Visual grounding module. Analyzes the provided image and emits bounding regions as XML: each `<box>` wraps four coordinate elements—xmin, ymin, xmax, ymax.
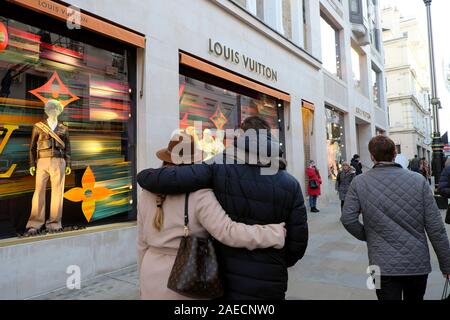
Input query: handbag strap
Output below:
<box><xmin>184</xmin><ymin>193</ymin><xmax>190</xmax><ymax>237</ymax></box>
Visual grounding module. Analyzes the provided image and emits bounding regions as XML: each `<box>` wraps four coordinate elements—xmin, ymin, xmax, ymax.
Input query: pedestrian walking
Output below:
<box><xmin>335</xmin><ymin>162</ymin><xmax>356</xmax><ymax>211</ymax></box>
<box><xmin>341</xmin><ymin>135</ymin><xmax>450</xmax><ymax>301</ymax></box>
<box><xmin>350</xmin><ymin>154</ymin><xmax>363</xmax><ymax>175</ymax></box>
<box><xmin>306</xmin><ymin>160</ymin><xmax>322</xmax><ymax>213</ymax></box>
<box><xmin>137</xmin><ymin>132</ymin><xmax>286</xmax><ymax>300</ymax></box>
<box><xmin>439</xmin><ymin>157</ymin><xmax>450</xmax><ymax>224</ymax></box>
<box><xmin>419</xmin><ymin>158</ymin><xmax>432</xmax><ymax>185</ymax></box>
<box><xmin>137</xmin><ymin>116</ymin><xmax>308</xmax><ymax>300</ymax></box>
<box><xmin>408</xmin><ymin>155</ymin><xmax>420</xmax><ymax>172</ymax></box>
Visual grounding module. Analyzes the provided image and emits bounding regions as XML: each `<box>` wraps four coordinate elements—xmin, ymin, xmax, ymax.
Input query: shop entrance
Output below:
<box><xmin>355</xmin><ymin>117</ymin><xmax>372</xmax><ymax>169</ymax></box>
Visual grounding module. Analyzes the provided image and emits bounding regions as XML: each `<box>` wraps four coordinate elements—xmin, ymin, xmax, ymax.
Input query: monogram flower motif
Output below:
<box><xmin>29</xmin><ymin>71</ymin><xmax>79</xmax><ymax>108</ymax></box>
<box><xmin>64</xmin><ymin>166</ymin><xmax>112</xmax><ymax>222</ymax></box>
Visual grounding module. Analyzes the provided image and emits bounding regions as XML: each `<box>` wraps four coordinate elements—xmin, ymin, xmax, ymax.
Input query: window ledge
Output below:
<box><xmin>0</xmin><ymin>222</ymin><xmax>137</xmax><ymax>248</ymax></box>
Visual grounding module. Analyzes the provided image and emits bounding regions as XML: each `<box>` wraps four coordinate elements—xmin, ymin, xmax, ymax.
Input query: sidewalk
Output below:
<box><xmin>33</xmin><ymin>198</ymin><xmax>450</xmax><ymax>300</ymax></box>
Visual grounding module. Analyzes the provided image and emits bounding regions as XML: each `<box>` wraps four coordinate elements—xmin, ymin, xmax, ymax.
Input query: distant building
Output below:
<box><xmin>382</xmin><ymin>6</ymin><xmax>433</xmax><ymax>162</ymax></box>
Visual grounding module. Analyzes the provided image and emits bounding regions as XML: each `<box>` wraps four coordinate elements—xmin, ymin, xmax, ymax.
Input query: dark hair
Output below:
<box><xmin>353</xmin><ymin>154</ymin><xmax>360</xmax><ymax>159</ymax></box>
<box><xmin>241</xmin><ymin>116</ymin><xmax>271</xmax><ymax>131</ymax></box>
<box><xmin>368</xmin><ymin>135</ymin><xmax>396</xmax><ymax>162</ymax></box>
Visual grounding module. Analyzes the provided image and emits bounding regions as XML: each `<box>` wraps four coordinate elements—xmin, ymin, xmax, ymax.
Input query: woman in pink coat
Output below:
<box><xmin>306</xmin><ymin>160</ymin><xmax>322</xmax><ymax>213</ymax></box>
<box><xmin>137</xmin><ymin>133</ymin><xmax>286</xmax><ymax>300</ymax></box>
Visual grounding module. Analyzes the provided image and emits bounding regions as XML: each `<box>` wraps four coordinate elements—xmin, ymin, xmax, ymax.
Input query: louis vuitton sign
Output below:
<box><xmin>208</xmin><ymin>39</ymin><xmax>278</xmax><ymax>82</ymax></box>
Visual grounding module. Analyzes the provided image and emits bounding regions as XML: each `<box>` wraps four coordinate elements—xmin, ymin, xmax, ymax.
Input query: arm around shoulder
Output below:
<box><xmin>194</xmin><ymin>190</ymin><xmax>285</xmax><ymax>250</ymax></box>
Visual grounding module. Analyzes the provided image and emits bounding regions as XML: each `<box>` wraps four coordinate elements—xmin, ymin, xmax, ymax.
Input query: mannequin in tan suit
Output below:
<box><xmin>24</xmin><ymin>99</ymin><xmax>71</xmax><ymax>237</ymax></box>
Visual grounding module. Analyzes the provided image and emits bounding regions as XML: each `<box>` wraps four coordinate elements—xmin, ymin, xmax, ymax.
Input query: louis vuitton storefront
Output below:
<box><xmin>0</xmin><ymin>0</ymin><xmax>328</xmax><ymax>299</ymax></box>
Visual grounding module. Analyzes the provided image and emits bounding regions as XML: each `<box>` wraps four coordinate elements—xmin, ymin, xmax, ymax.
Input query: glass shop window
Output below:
<box><xmin>178</xmin><ymin>71</ymin><xmax>284</xmax><ymax>160</ymax></box>
<box><xmin>0</xmin><ymin>12</ymin><xmax>136</xmax><ymax>239</ymax></box>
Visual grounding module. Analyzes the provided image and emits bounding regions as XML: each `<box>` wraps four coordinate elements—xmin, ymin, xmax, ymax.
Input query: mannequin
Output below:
<box><xmin>24</xmin><ymin>99</ymin><xmax>71</xmax><ymax>237</ymax></box>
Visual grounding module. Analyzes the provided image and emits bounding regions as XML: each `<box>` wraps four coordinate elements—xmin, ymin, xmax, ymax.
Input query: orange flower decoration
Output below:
<box><xmin>64</xmin><ymin>166</ymin><xmax>112</xmax><ymax>222</ymax></box>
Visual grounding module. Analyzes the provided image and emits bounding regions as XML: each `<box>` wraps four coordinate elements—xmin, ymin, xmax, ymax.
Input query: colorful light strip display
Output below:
<box><xmin>0</xmin><ymin>15</ymin><xmax>134</xmax><ymax>237</ymax></box>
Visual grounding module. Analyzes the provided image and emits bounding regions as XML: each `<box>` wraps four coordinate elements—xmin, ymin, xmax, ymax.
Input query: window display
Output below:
<box><xmin>179</xmin><ymin>73</ymin><xmax>284</xmax><ymax>159</ymax></box>
<box><xmin>325</xmin><ymin>107</ymin><xmax>346</xmax><ymax>179</ymax></box>
<box><xmin>0</xmin><ymin>12</ymin><xmax>136</xmax><ymax>239</ymax></box>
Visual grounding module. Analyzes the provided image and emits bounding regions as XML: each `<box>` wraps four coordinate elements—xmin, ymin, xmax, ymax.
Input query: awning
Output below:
<box><xmin>7</xmin><ymin>0</ymin><xmax>146</xmax><ymax>48</ymax></box>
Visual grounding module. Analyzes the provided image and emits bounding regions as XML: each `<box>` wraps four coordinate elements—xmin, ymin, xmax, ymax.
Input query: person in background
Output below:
<box><xmin>350</xmin><ymin>154</ymin><xmax>363</xmax><ymax>175</ymax></box>
<box><xmin>335</xmin><ymin>162</ymin><xmax>356</xmax><ymax>211</ymax></box>
<box><xmin>341</xmin><ymin>136</ymin><xmax>450</xmax><ymax>301</ymax></box>
<box><xmin>439</xmin><ymin>157</ymin><xmax>450</xmax><ymax>199</ymax></box>
<box><xmin>408</xmin><ymin>155</ymin><xmax>420</xmax><ymax>173</ymax></box>
<box><xmin>306</xmin><ymin>160</ymin><xmax>322</xmax><ymax>213</ymax></box>
<box><xmin>137</xmin><ymin>132</ymin><xmax>287</xmax><ymax>299</ymax></box>
<box><xmin>419</xmin><ymin>158</ymin><xmax>432</xmax><ymax>185</ymax></box>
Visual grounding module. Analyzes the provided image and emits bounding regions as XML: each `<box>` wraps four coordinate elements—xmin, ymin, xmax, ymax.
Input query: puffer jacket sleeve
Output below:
<box><xmin>285</xmin><ymin>181</ymin><xmax>309</xmax><ymax>267</ymax></box>
<box><xmin>195</xmin><ymin>190</ymin><xmax>285</xmax><ymax>250</ymax></box>
<box><xmin>423</xmin><ymin>178</ymin><xmax>450</xmax><ymax>274</ymax></box>
<box><xmin>438</xmin><ymin>166</ymin><xmax>450</xmax><ymax>198</ymax></box>
<box><xmin>137</xmin><ymin>163</ymin><xmax>213</xmax><ymax>194</ymax></box>
<box><xmin>341</xmin><ymin>180</ymin><xmax>366</xmax><ymax>241</ymax></box>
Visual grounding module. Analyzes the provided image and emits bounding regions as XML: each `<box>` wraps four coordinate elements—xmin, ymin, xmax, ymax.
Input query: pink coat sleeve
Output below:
<box><xmin>194</xmin><ymin>189</ymin><xmax>285</xmax><ymax>250</ymax></box>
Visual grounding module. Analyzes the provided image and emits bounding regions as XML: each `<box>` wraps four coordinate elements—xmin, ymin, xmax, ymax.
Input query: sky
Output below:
<box><xmin>380</xmin><ymin>0</ymin><xmax>450</xmax><ymax>137</ymax></box>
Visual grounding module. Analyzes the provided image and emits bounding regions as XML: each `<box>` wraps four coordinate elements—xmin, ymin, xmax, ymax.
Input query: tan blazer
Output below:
<box><xmin>137</xmin><ymin>188</ymin><xmax>285</xmax><ymax>300</ymax></box>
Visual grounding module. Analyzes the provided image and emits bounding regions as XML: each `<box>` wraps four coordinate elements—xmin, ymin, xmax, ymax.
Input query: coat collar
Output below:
<box><xmin>373</xmin><ymin>162</ymin><xmax>403</xmax><ymax>169</ymax></box>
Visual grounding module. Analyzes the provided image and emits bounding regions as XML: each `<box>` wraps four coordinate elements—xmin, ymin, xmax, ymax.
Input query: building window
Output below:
<box><xmin>396</xmin><ymin>144</ymin><xmax>402</xmax><ymax>154</ymax></box>
<box><xmin>0</xmin><ymin>12</ymin><xmax>136</xmax><ymax>239</ymax></box>
<box><xmin>320</xmin><ymin>14</ymin><xmax>341</xmax><ymax>79</ymax></box>
<box><xmin>179</xmin><ymin>68</ymin><xmax>284</xmax><ymax>160</ymax></box>
<box><xmin>349</xmin><ymin>0</ymin><xmax>363</xmax><ymax>24</ymax></box>
<box><xmin>232</xmin><ymin>0</ymin><xmax>247</xmax><ymax>8</ymax></box>
<box><xmin>372</xmin><ymin>66</ymin><xmax>382</xmax><ymax>107</ymax></box>
<box><xmin>368</xmin><ymin>0</ymin><xmax>380</xmax><ymax>51</ymax></box>
<box><xmin>256</xmin><ymin>0</ymin><xmax>265</xmax><ymax>20</ymax></box>
<box><xmin>351</xmin><ymin>46</ymin><xmax>362</xmax><ymax>91</ymax></box>
<box><xmin>325</xmin><ymin>106</ymin><xmax>346</xmax><ymax>180</ymax></box>
<box><xmin>282</xmin><ymin>0</ymin><xmax>293</xmax><ymax>40</ymax></box>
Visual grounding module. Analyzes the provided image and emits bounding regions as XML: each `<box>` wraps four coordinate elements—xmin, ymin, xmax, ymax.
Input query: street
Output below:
<box><xmin>32</xmin><ymin>198</ymin><xmax>449</xmax><ymax>300</ymax></box>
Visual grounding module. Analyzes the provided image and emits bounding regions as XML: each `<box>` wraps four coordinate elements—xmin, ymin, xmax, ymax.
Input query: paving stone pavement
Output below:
<box><xmin>33</xmin><ymin>198</ymin><xmax>450</xmax><ymax>300</ymax></box>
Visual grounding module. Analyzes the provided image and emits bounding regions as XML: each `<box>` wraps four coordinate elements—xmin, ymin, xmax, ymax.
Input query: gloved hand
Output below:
<box><xmin>29</xmin><ymin>166</ymin><xmax>36</xmax><ymax>176</ymax></box>
<box><xmin>65</xmin><ymin>167</ymin><xmax>71</xmax><ymax>176</ymax></box>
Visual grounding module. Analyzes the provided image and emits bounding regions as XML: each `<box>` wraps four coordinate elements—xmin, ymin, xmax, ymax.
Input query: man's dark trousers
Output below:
<box><xmin>376</xmin><ymin>275</ymin><xmax>428</xmax><ymax>300</ymax></box>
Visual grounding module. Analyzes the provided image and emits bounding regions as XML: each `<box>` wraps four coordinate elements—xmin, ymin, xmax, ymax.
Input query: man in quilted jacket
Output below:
<box><xmin>341</xmin><ymin>135</ymin><xmax>450</xmax><ymax>300</ymax></box>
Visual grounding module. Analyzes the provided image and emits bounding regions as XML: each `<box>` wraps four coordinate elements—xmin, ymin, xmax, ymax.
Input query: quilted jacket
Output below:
<box><xmin>341</xmin><ymin>162</ymin><xmax>450</xmax><ymax>276</ymax></box>
<box><xmin>137</xmin><ymin>134</ymin><xmax>308</xmax><ymax>299</ymax></box>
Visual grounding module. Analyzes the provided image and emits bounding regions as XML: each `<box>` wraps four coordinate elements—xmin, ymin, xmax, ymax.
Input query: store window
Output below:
<box><xmin>325</xmin><ymin>106</ymin><xmax>346</xmax><ymax>180</ymax></box>
<box><xmin>0</xmin><ymin>10</ymin><xmax>136</xmax><ymax>239</ymax></box>
<box><xmin>178</xmin><ymin>68</ymin><xmax>284</xmax><ymax>160</ymax></box>
<box><xmin>320</xmin><ymin>14</ymin><xmax>341</xmax><ymax>79</ymax></box>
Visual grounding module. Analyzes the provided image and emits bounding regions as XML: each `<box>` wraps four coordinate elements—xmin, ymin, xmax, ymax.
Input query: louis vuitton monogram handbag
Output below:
<box><xmin>167</xmin><ymin>193</ymin><xmax>224</xmax><ymax>299</ymax></box>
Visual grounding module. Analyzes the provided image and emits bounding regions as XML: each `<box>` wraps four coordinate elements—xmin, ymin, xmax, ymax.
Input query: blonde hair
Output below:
<box><xmin>153</xmin><ymin>194</ymin><xmax>166</xmax><ymax>231</ymax></box>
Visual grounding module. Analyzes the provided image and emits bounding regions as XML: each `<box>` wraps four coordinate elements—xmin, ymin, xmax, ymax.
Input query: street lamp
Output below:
<box><xmin>423</xmin><ymin>0</ymin><xmax>447</xmax><ymax>208</ymax></box>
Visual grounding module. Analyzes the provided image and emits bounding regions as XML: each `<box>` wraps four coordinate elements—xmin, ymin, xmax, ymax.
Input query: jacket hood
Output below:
<box><xmin>216</xmin><ymin>132</ymin><xmax>286</xmax><ymax>169</ymax></box>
